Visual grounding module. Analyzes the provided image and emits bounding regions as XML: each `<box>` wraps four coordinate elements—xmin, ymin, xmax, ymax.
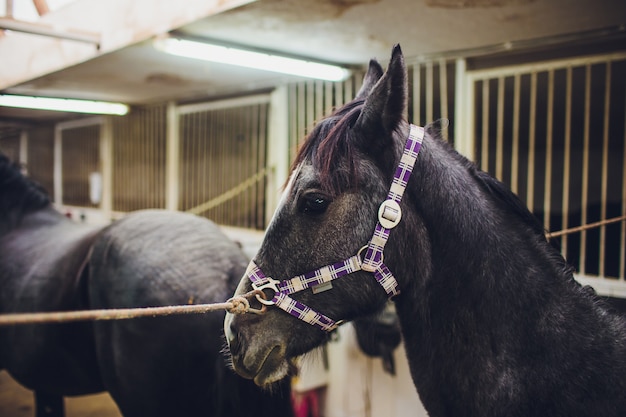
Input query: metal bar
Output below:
<box><xmin>544</xmin><ymin>69</ymin><xmax>554</xmax><ymax>232</ymax></box>
<box><xmin>481</xmin><ymin>80</ymin><xmax>489</xmax><ymax>172</ymax></box>
<box><xmin>333</xmin><ymin>81</ymin><xmax>342</xmax><ymax>121</ymax></box>
<box><xmin>599</xmin><ymin>61</ymin><xmax>611</xmax><ymax>278</ymax></box>
<box><xmin>316</xmin><ymin>81</ymin><xmax>324</xmax><ymax>121</ymax></box>
<box><xmin>413</xmin><ymin>64</ymin><xmax>421</xmax><ymax>125</ymax></box>
<box><xmin>561</xmin><ymin>67</ymin><xmax>573</xmax><ymax>259</ymax></box>
<box><xmin>580</xmin><ymin>64</ymin><xmax>592</xmax><ymax>275</ymax></box>
<box><xmin>407</xmin><ymin>26</ymin><xmax>626</xmax><ymax>65</ymax></box>
<box><xmin>325</xmin><ymin>81</ymin><xmax>334</xmax><ymax>118</ymax></box>
<box><xmin>306</xmin><ymin>81</ymin><xmax>315</xmax><ymax>137</ymax></box>
<box><xmin>179</xmin><ymin>94</ymin><xmax>270</xmax><ymax>115</ymax></box>
<box><xmin>453</xmin><ymin>58</ymin><xmax>471</xmax><ymax>158</ymax></box>
<box><xmin>249</xmin><ymin>104</ymin><xmax>257</xmax><ymax>227</ymax></box>
<box><xmin>53</xmin><ymin>125</ymin><xmax>62</xmax><ymax>205</ymax></box>
<box><xmin>344</xmin><ymin>76</ymin><xmax>353</xmax><ymax>107</ymax></box>
<box><xmin>0</xmin><ymin>17</ymin><xmax>100</xmax><ymax>45</ymax></box>
<box><xmin>165</xmin><ymin>102</ymin><xmax>179</xmax><ymax>211</ymax></box>
<box><xmin>439</xmin><ymin>59</ymin><xmax>449</xmax><ymax>141</ymax></box>
<box><xmin>259</xmin><ymin>102</ymin><xmax>268</xmax><ymax>228</ymax></box>
<box><xmin>426</xmin><ymin>61</ymin><xmax>434</xmax><ymax>123</ymax></box>
<box><xmin>287</xmin><ymin>84</ymin><xmax>297</xmax><ymax>164</ymax></box>
<box><xmin>621</xmin><ymin>83</ymin><xmax>626</xmax><ymax>281</ymax></box>
<box><xmin>496</xmin><ymin>76</ymin><xmax>504</xmax><ymax>180</ymax></box>
<box><xmin>19</xmin><ymin>129</ymin><xmax>28</xmax><ymax>166</ymax></box>
<box><xmin>511</xmin><ymin>74</ymin><xmax>521</xmax><ymax>194</ymax></box>
<box><xmin>298</xmin><ymin>82</ymin><xmax>306</xmax><ymax>151</ymax></box>
<box><xmin>205</xmin><ymin>111</ymin><xmax>214</xmax><ymax>214</ymax></box>
<box><xmin>527</xmin><ymin>72</ymin><xmax>537</xmax><ymax>212</ymax></box>
<box><xmin>466</xmin><ymin>51</ymin><xmax>626</xmax><ymax>81</ymax></box>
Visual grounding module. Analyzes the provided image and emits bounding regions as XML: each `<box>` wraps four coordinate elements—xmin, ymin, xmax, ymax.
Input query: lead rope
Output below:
<box><xmin>0</xmin><ymin>290</ymin><xmax>263</xmax><ymax>327</ymax></box>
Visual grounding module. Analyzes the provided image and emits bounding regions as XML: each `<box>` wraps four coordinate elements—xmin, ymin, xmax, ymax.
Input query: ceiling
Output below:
<box><xmin>1</xmin><ymin>0</ymin><xmax>625</xmax><ymax>125</ymax></box>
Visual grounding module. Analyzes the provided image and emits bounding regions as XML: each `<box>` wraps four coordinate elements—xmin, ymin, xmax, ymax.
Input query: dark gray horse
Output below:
<box><xmin>225</xmin><ymin>45</ymin><xmax>626</xmax><ymax>416</ymax></box>
<box><xmin>0</xmin><ymin>153</ymin><xmax>293</xmax><ymax>417</ymax></box>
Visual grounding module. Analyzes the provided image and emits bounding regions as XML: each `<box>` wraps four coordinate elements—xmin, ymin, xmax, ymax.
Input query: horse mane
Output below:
<box><xmin>449</xmin><ymin>142</ymin><xmax>579</xmax><ymax>278</ymax></box>
<box><xmin>292</xmin><ymin>99</ymin><xmax>366</xmax><ymax>194</ymax></box>
<box><xmin>0</xmin><ymin>153</ymin><xmax>50</xmax><ymax>218</ymax></box>
<box><xmin>472</xmin><ymin>168</ymin><xmax>546</xmax><ymax>237</ymax></box>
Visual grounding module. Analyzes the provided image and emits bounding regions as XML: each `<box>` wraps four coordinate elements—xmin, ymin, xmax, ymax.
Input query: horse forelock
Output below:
<box><xmin>292</xmin><ymin>99</ymin><xmax>365</xmax><ymax>195</ymax></box>
<box><xmin>0</xmin><ymin>154</ymin><xmax>50</xmax><ymax>219</ymax></box>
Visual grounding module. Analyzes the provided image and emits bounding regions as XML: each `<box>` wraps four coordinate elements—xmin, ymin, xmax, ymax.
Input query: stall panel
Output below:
<box><xmin>0</xmin><ymin>127</ymin><xmax>21</xmax><ymax>162</ymax></box>
<box><xmin>471</xmin><ymin>52</ymin><xmax>626</xmax><ymax>284</ymax></box>
<box><xmin>111</xmin><ymin>105</ymin><xmax>167</xmax><ymax>212</ymax></box>
<box><xmin>60</xmin><ymin>123</ymin><xmax>100</xmax><ymax>207</ymax></box>
<box><xmin>179</xmin><ymin>100</ymin><xmax>268</xmax><ymax>230</ymax></box>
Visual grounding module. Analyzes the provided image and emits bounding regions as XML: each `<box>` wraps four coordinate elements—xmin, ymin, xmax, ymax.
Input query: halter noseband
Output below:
<box><xmin>244</xmin><ymin>124</ymin><xmax>424</xmax><ymax>332</ymax></box>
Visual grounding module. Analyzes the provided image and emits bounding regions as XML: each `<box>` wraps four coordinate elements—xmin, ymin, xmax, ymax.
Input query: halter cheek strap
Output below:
<box><xmin>244</xmin><ymin>124</ymin><xmax>424</xmax><ymax>332</ymax></box>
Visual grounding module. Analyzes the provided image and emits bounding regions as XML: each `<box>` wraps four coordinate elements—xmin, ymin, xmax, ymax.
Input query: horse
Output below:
<box><xmin>225</xmin><ymin>45</ymin><xmax>626</xmax><ymax>416</ymax></box>
<box><xmin>0</xmin><ymin>153</ymin><xmax>294</xmax><ymax>417</ymax></box>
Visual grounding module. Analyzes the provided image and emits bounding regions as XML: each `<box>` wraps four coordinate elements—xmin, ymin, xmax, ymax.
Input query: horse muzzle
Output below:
<box><xmin>224</xmin><ymin>312</ymin><xmax>291</xmax><ymax>386</ymax></box>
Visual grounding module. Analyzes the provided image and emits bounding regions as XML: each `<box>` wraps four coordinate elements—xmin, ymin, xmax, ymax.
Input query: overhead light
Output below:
<box><xmin>154</xmin><ymin>36</ymin><xmax>351</xmax><ymax>82</ymax></box>
<box><xmin>0</xmin><ymin>94</ymin><xmax>129</xmax><ymax>115</ymax></box>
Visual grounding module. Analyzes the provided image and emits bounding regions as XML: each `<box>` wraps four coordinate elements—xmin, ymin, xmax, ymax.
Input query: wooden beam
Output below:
<box><xmin>33</xmin><ymin>0</ymin><xmax>50</xmax><ymax>16</ymax></box>
<box><xmin>0</xmin><ymin>0</ymin><xmax>256</xmax><ymax>90</ymax></box>
<box><xmin>0</xmin><ymin>18</ymin><xmax>100</xmax><ymax>45</ymax></box>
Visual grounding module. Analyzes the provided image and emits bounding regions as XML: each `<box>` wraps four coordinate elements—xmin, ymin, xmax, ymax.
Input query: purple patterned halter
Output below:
<box><xmin>244</xmin><ymin>124</ymin><xmax>425</xmax><ymax>332</ymax></box>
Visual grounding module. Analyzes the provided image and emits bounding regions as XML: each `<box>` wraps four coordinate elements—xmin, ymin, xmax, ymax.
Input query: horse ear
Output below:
<box><xmin>355</xmin><ymin>59</ymin><xmax>384</xmax><ymax>100</ymax></box>
<box><xmin>353</xmin><ymin>44</ymin><xmax>407</xmax><ymax>145</ymax></box>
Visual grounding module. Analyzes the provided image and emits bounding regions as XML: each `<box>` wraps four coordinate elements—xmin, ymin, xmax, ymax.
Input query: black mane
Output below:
<box><xmin>0</xmin><ymin>153</ymin><xmax>50</xmax><ymax>218</ymax></box>
<box><xmin>473</xmin><ymin>167</ymin><xmax>546</xmax><ymax>237</ymax></box>
<box><xmin>293</xmin><ymin>99</ymin><xmax>365</xmax><ymax>195</ymax></box>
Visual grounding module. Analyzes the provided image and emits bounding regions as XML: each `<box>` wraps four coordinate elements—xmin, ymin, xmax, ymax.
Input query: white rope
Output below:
<box><xmin>0</xmin><ymin>291</ymin><xmax>262</xmax><ymax>327</ymax></box>
<box><xmin>186</xmin><ymin>168</ymin><xmax>268</xmax><ymax>215</ymax></box>
<box><xmin>546</xmin><ymin>215</ymin><xmax>626</xmax><ymax>239</ymax></box>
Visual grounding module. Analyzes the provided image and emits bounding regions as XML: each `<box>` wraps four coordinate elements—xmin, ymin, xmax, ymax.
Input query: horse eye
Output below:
<box><xmin>299</xmin><ymin>193</ymin><xmax>330</xmax><ymax>215</ymax></box>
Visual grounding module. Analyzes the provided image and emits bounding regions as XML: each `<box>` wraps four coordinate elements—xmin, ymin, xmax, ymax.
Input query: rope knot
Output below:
<box><xmin>227</xmin><ymin>296</ymin><xmax>250</xmax><ymax>314</ymax></box>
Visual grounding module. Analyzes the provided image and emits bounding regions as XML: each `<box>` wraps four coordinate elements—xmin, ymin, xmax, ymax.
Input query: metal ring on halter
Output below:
<box><xmin>357</xmin><ymin>245</ymin><xmax>382</xmax><ymax>263</ymax></box>
<box><xmin>358</xmin><ymin>244</ymin><xmax>384</xmax><ymax>273</ymax></box>
<box><xmin>252</xmin><ymin>277</ymin><xmax>281</xmax><ymax>306</ymax></box>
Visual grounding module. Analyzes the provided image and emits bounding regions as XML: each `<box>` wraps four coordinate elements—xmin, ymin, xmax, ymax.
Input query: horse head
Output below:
<box><xmin>225</xmin><ymin>45</ymin><xmax>423</xmax><ymax>386</ymax></box>
<box><xmin>0</xmin><ymin>153</ymin><xmax>50</xmax><ymax>233</ymax></box>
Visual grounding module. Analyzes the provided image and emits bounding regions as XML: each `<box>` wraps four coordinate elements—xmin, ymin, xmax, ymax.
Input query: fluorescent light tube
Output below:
<box><xmin>154</xmin><ymin>37</ymin><xmax>351</xmax><ymax>82</ymax></box>
<box><xmin>0</xmin><ymin>95</ymin><xmax>129</xmax><ymax>115</ymax></box>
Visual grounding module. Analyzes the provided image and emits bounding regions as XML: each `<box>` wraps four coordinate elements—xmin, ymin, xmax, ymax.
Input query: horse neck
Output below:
<box><xmin>389</xmin><ymin>135</ymin><xmax>570</xmax><ymax>374</ymax></box>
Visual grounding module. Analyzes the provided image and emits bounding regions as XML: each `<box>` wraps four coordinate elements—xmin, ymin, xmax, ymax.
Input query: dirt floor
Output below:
<box><xmin>0</xmin><ymin>371</ymin><xmax>122</xmax><ymax>417</ymax></box>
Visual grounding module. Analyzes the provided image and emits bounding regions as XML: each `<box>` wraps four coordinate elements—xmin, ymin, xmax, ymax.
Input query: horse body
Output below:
<box><xmin>0</xmin><ymin>154</ymin><xmax>294</xmax><ymax>417</ymax></box>
<box><xmin>226</xmin><ymin>45</ymin><xmax>626</xmax><ymax>416</ymax></box>
<box><xmin>86</xmin><ymin>209</ymin><xmax>249</xmax><ymax>416</ymax></box>
<box><xmin>0</xmin><ymin>206</ymin><xmax>103</xmax><ymax>395</ymax></box>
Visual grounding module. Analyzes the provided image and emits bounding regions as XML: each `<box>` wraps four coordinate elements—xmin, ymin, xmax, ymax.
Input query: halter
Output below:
<box><xmin>244</xmin><ymin>124</ymin><xmax>424</xmax><ymax>332</ymax></box>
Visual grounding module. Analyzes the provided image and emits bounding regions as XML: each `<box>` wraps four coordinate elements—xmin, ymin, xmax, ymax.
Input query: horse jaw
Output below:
<box><xmin>224</xmin><ymin>310</ymin><xmax>294</xmax><ymax>387</ymax></box>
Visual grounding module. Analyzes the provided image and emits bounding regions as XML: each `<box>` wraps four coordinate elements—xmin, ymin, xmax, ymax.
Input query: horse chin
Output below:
<box><xmin>252</xmin><ymin>346</ymin><xmax>292</xmax><ymax>387</ymax></box>
<box><xmin>231</xmin><ymin>342</ymin><xmax>294</xmax><ymax>387</ymax></box>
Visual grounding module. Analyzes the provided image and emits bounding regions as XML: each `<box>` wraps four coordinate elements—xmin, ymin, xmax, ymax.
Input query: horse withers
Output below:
<box><xmin>225</xmin><ymin>45</ymin><xmax>626</xmax><ymax>416</ymax></box>
<box><xmin>0</xmin><ymin>153</ymin><xmax>293</xmax><ymax>417</ymax></box>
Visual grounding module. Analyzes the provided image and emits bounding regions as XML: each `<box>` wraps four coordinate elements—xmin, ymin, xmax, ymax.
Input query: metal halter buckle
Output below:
<box><xmin>251</xmin><ymin>277</ymin><xmax>280</xmax><ymax>306</ymax></box>
<box><xmin>378</xmin><ymin>199</ymin><xmax>402</xmax><ymax>229</ymax></box>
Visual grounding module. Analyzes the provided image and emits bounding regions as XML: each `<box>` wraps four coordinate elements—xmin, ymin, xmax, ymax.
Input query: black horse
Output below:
<box><xmin>0</xmin><ymin>153</ymin><xmax>293</xmax><ymax>417</ymax></box>
<box><xmin>225</xmin><ymin>45</ymin><xmax>626</xmax><ymax>416</ymax></box>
